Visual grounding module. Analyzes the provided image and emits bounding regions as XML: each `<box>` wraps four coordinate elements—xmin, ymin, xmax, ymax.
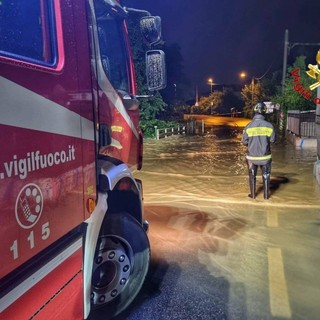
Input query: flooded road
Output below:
<box><xmin>122</xmin><ymin>126</ymin><xmax>320</xmax><ymax>320</ymax></box>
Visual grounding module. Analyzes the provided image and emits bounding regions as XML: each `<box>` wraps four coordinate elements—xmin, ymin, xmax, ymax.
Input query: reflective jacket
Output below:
<box><xmin>242</xmin><ymin>114</ymin><xmax>276</xmax><ymax>165</ymax></box>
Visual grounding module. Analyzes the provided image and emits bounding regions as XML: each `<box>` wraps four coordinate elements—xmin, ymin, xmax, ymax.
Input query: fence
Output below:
<box><xmin>287</xmin><ymin>110</ymin><xmax>316</xmax><ymax>137</ymax></box>
<box><xmin>154</xmin><ymin>120</ymin><xmax>207</xmax><ymax>139</ymax></box>
<box><xmin>154</xmin><ymin>125</ymin><xmax>186</xmax><ymax>139</ymax></box>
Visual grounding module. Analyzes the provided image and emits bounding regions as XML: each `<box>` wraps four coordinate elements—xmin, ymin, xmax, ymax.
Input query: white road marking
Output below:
<box><xmin>267</xmin><ymin>210</ymin><xmax>278</xmax><ymax>227</ymax></box>
<box><xmin>268</xmin><ymin>247</ymin><xmax>291</xmax><ymax>318</ymax></box>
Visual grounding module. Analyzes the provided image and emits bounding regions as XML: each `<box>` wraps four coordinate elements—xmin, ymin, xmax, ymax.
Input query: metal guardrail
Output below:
<box><xmin>287</xmin><ymin>110</ymin><xmax>316</xmax><ymax>137</ymax></box>
<box><xmin>154</xmin><ymin>125</ymin><xmax>186</xmax><ymax>139</ymax></box>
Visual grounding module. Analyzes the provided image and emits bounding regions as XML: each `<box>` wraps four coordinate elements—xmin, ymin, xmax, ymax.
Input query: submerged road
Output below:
<box><xmin>117</xmin><ymin>121</ymin><xmax>320</xmax><ymax>320</ymax></box>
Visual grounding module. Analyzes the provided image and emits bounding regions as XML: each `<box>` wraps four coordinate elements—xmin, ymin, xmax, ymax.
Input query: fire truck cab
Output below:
<box><xmin>0</xmin><ymin>0</ymin><xmax>165</xmax><ymax>319</ymax></box>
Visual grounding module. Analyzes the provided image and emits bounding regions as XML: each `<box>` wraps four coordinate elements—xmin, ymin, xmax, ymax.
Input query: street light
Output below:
<box><xmin>208</xmin><ymin>78</ymin><xmax>213</xmax><ymax>93</ymax></box>
<box><xmin>239</xmin><ymin>72</ymin><xmax>246</xmax><ymax>79</ymax></box>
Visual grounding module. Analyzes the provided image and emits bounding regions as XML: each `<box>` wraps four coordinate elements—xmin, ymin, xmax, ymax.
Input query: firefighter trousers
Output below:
<box><xmin>247</xmin><ymin>160</ymin><xmax>272</xmax><ymax>199</ymax></box>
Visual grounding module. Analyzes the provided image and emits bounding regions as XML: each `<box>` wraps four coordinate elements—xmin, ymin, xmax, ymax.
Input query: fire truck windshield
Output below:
<box><xmin>96</xmin><ymin>12</ymin><xmax>130</xmax><ymax>93</ymax></box>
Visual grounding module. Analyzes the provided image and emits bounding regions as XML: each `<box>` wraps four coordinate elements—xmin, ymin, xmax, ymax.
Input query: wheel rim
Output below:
<box><xmin>91</xmin><ymin>235</ymin><xmax>133</xmax><ymax>306</ymax></box>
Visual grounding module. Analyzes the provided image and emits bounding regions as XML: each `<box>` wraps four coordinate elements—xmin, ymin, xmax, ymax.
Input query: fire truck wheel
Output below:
<box><xmin>90</xmin><ymin>212</ymin><xmax>150</xmax><ymax>319</ymax></box>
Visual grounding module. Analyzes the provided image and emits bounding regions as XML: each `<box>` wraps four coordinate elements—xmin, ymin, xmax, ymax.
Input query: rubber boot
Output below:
<box><xmin>263</xmin><ymin>174</ymin><xmax>270</xmax><ymax>199</ymax></box>
<box><xmin>248</xmin><ymin>173</ymin><xmax>256</xmax><ymax>199</ymax></box>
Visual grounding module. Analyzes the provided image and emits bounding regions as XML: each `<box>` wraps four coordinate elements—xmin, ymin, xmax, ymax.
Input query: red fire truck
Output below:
<box><xmin>0</xmin><ymin>0</ymin><xmax>166</xmax><ymax>319</ymax></box>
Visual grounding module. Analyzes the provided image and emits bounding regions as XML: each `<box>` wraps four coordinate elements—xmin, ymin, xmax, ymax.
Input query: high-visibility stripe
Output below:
<box><xmin>246</xmin><ymin>127</ymin><xmax>273</xmax><ymax>137</ymax></box>
<box><xmin>0</xmin><ymin>238</ymin><xmax>82</xmax><ymax>312</ymax></box>
<box><xmin>0</xmin><ymin>76</ymin><xmax>95</xmax><ymax>141</ymax></box>
<box><xmin>246</xmin><ymin>154</ymin><xmax>272</xmax><ymax>160</ymax></box>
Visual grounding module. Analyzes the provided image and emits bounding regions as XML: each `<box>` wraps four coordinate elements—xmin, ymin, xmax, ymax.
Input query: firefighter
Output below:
<box><xmin>242</xmin><ymin>102</ymin><xmax>276</xmax><ymax>199</ymax></box>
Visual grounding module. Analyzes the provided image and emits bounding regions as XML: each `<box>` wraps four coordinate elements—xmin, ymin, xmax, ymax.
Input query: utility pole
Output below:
<box><xmin>251</xmin><ymin>77</ymin><xmax>255</xmax><ymax>107</ymax></box>
<box><xmin>281</xmin><ymin>29</ymin><xmax>289</xmax><ymax>94</ymax></box>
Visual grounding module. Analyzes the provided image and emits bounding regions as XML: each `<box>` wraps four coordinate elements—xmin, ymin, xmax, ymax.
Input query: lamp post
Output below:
<box><xmin>173</xmin><ymin>83</ymin><xmax>177</xmax><ymax>102</ymax></box>
<box><xmin>208</xmin><ymin>78</ymin><xmax>213</xmax><ymax>93</ymax></box>
<box><xmin>195</xmin><ymin>85</ymin><xmax>199</xmax><ymax>107</ymax></box>
<box><xmin>207</xmin><ymin>78</ymin><xmax>214</xmax><ymax>114</ymax></box>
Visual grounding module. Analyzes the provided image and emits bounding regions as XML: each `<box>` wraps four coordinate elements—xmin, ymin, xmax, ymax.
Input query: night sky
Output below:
<box><xmin>124</xmin><ymin>0</ymin><xmax>320</xmax><ymax>92</ymax></box>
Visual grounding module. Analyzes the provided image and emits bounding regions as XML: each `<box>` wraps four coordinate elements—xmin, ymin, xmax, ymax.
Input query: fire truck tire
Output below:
<box><xmin>90</xmin><ymin>212</ymin><xmax>150</xmax><ymax>319</ymax></box>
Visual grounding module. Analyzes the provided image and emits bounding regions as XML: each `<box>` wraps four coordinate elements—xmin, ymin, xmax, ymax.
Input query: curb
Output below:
<box><xmin>286</xmin><ymin>132</ymin><xmax>317</xmax><ymax>148</ymax></box>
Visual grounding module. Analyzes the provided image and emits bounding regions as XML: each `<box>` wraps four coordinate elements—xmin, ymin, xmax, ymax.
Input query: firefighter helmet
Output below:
<box><xmin>253</xmin><ymin>102</ymin><xmax>267</xmax><ymax>114</ymax></box>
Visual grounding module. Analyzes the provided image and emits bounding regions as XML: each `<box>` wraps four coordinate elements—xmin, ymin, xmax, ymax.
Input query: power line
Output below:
<box><xmin>255</xmin><ymin>62</ymin><xmax>274</xmax><ymax>81</ymax></box>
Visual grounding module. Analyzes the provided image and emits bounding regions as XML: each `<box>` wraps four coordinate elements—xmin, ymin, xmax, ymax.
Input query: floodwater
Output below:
<box><xmin>138</xmin><ymin>127</ymin><xmax>320</xmax><ymax>207</ymax></box>
<box><xmin>124</xmin><ymin>126</ymin><xmax>320</xmax><ymax>320</ymax></box>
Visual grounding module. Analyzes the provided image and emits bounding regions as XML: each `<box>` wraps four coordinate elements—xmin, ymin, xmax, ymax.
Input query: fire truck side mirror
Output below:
<box><xmin>140</xmin><ymin>16</ymin><xmax>162</xmax><ymax>46</ymax></box>
<box><xmin>146</xmin><ymin>50</ymin><xmax>167</xmax><ymax>91</ymax></box>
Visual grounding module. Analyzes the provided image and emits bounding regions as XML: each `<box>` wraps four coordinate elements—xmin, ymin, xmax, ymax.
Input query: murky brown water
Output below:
<box><xmin>136</xmin><ymin>128</ymin><xmax>320</xmax><ymax>208</ymax></box>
